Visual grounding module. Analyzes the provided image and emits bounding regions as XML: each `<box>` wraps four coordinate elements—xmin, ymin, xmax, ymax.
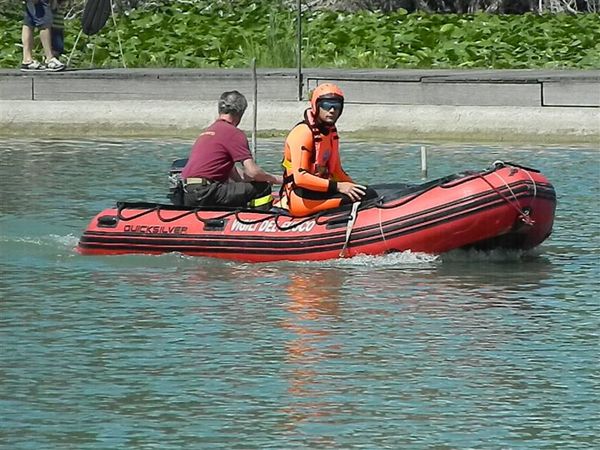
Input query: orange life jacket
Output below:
<box><xmin>281</xmin><ymin>109</ymin><xmax>341</xmax><ymax>188</ymax></box>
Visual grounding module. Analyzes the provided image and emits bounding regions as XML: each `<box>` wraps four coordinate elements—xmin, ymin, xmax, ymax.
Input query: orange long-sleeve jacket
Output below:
<box><xmin>280</xmin><ymin>111</ymin><xmax>353</xmax><ymax>216</ymax></box>
<box><xmin>283</xmin><ymin>121</ymin><xmax>352</xmax><ymax>190</ymax></box>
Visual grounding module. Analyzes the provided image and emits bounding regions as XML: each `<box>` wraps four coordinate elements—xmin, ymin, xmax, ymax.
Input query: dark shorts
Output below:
<box><xmin>184</xmin><ymin>181</ymin><xmax>272</xmax><ymax>208</ymax></box>
<box><xmin>23</xmin><ymin>1</ymin><xmax>53</xmax><ymax>29</ymax></box>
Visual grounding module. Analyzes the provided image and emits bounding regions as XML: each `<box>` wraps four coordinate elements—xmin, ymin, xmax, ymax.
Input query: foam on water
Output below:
<box><xmin>0</xmin><ymin>233</ymin><xmax>79</xmax><ymax>249</ymax></box>
<box><xmin>333</xmin><ymin>250</ymin><xmax>439</xmax><ymax>267</ymax></box>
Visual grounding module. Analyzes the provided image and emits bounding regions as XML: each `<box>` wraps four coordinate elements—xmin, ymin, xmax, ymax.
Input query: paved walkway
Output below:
<box><xmin>1</xmin><ymin>68</ymin><xmax>599</xmax><ymax>142</ymax></box>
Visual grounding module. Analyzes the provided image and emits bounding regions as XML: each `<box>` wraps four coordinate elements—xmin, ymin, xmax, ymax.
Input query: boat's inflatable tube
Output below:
<box><xmin>82</xmin><ymin>0</ymin><xmax>111</xmax><ymax>36</ymax></box>
<box><xmin>77</xmin><ymin>161</ymin><xmax>557</xmax><ymax>262</ymax></box>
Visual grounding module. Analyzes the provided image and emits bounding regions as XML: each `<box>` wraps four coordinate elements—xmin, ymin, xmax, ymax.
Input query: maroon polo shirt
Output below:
<box><xmin>182</xmin><ymin>119</ymin><xmax>252</xmax><ymax>182</ymax></box>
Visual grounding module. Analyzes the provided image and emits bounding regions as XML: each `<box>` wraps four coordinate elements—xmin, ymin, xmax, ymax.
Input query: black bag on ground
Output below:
<box><xmin>82</xmin><ymin>0</ymin><xmax>111</xmax><ymax>36</ymax></box>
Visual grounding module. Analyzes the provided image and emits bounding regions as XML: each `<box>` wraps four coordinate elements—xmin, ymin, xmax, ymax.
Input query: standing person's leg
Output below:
<box><xmin>21</xmin><ymin>25</ymin><xmax>34</xmax><ymax>63</ymax></box>
<box><xmin>39</xmin><ymin>27</ymin><xmax>54</xmax><ymax>62</ymax></box>
<box><xmin>27</xmin><ymin>0</ymin><xmax>64</xmax><ymax>71</ymax></box>
<box><xmin>51</xmin><ymin>3</ymin><xmax>65</xmax><ymax>57</ymax></box>
<box><xmin>42</xmin><ymin>22</ymin><xmax>65</xmax><ymax>71</ymax></box>
<box><xmin>22</xmin><ymin>0</ymin><xmax>38</xmax><ymax>66</ymax></box>
<box><xmin>51</xmin><ymin>26</ymin><xmax>64</xmax><ymax>57</ymax></box>
<box><xmin>21</xmin><ymin>24</ymin><xmax>45</xmax><ymax>71</ymax></box>
<box><xmin>21</xmin><ymin>0</ymin><xmax>56</xmax><ymax>70</ymax></box>
<box><xmin>35</xmin><ymin>0</ymin><xmax>64</xmax><ymax>68</ymax></box>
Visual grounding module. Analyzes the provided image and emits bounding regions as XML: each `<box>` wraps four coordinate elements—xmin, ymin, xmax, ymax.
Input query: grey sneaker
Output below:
<box><xmin>20</xmin><ymin>60</ymin><xmax>45</xmax><ymax>72</ymax></box>
<box><xmin>45</xmin><ymin>57</ymin><xmax>65</xmax><ymax>72</ymax></box>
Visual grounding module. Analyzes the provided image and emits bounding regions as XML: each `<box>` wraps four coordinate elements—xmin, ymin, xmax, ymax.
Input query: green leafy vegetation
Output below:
<box><xmin>1</xmin><ymin>1</ymin><xmax>598</xmax><ymax>69</ymax></box>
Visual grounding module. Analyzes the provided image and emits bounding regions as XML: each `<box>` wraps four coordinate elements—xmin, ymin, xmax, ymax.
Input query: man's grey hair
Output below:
<box><xmin>218</xmin><ymin>90</ymin><xmax>248</xmax><ymax>116</ymax></box>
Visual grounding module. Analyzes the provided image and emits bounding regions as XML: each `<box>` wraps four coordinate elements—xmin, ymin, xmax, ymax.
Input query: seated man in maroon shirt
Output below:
<box><xmin>182</xmin><ymin>90</ymin><xmax>283</xmax><ymax>209</ymax></box>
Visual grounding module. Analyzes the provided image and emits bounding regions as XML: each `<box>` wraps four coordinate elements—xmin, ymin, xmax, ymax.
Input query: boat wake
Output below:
<box><xmin>79</xmin><ymin>247</ymin><xmax>542</xmax><ymax>268</ymax></box>
<box><xmin>441</xmin><ymin>247</ymin><xmax>543</xmax><ymax>263</ymax></box>
<box><xmin>0</xmin><ymin>234</ymin><xmax>81</xmax><ymax>269</ymax></box>
<box><xmin>301</xmin><ymin>247</ymin><xmax>542</xmax><ymax>269</ymax></box>
<box><xmin>337</xmin><ymin>251</ymin><xmax>440</xmax><ymax>267</ymax></box>
<box><xmin>1</xmin><ymin>233</ymin><xmax>80</xmax><ymax>250</ymax></box>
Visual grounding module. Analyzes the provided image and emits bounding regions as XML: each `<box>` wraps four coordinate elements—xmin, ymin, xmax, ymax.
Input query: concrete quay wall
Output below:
<box><xmin>1</xmin><ymin>68</ymin><xmax>599</xmax><ymax>143</ymax></box>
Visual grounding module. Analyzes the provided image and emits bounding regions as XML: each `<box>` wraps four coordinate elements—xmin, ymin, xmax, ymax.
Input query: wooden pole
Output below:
<box><xmin>420</xmin><ymin>146</ymin><xmax>428</xmax><ymax>179</ymax></box>
<box><xmin>251</xmin><ymin>57</ymin><xmax>258</xmax><ymax>161</ymax></box>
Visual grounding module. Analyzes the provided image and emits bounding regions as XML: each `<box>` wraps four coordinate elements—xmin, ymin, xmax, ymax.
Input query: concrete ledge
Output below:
<box><xmin>1</xmin><ymin>69</ymin><xmax>598</xmax><ymax>143</ymax></box>
<box><xmin>543</xmin><ymin>81</ymin><xmax>600</xmax><ymax>107</ymax></box>
<box><xmin>2</xmin><ymin>100</ymin><xmax>598</xmax><ymax>144</ymax></box>
<box><xmin>2</xmin><ymin>68</ymin><xmax>599</xmax><ymax>106</ymax></box>
<box><xmin>308</xmin><ymin>79</ymin><xmax>543</xmax><ymax>106</ymax></box>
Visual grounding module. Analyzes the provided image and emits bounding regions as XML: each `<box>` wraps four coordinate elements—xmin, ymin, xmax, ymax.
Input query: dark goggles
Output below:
<box><xmin>318</xmin><ymin>100</ymin><xmax>344</xmax><ymax>111</ymax></box>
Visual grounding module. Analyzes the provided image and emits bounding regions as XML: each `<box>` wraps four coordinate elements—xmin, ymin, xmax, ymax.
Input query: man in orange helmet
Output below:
<box><xmin>278</xmin><ymin>83</ymin><xmax>377</xmax><ymax>217</ymax></box>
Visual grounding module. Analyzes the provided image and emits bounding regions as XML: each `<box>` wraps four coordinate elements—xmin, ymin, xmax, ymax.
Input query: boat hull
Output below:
<box><xmin>78</xmin><ymin>164</ymin><xmax>556</xmax><ymax>262</ymax></box>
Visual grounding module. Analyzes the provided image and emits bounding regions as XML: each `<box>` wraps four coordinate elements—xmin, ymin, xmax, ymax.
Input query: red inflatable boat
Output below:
<box><xmin>78</xmin><ymin>161</ymin><xmax>556</xmax><ymax>262</ymax></box>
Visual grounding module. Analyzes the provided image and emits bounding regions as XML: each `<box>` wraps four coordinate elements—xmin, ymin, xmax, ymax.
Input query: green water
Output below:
<box><xmin>1</xmin><ymin>139</ymin><xmax>599</xmax><ymax>449</ymax></box>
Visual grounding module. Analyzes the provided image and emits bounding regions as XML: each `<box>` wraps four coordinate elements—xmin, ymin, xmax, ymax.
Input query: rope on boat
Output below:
<box><xmin>156</xmin><ymin>207</ymin><xmax>197</xmax><ymax>223</ymax></box>
<box><xmin>275</xmin><ymin>213</ymin><xmax>320</xmax><ymax>231</ymax></box>
<box><xmin>234</xmin><ymin>206</ymin><xmax>361</xmax><ymax>232</ymax></box>
<box><xmin>117</xmin><ymin>204</ymin><xmax>159</xmax><ymax>221</ymax></box>
<box><xmin>194</xmin><ymin>209</ymin><xmax>238</xmax><ymax>224</ymax></box>
<box><xmin>374</xmin><ymin>178</ymin><xmax>452</xmax><ymax>210</ymax></box>
<box><xmin>233</xmin><ymin>209</ymin><xmax>278</xmax><ymax>226</ymax></box>
<box><xmin>523</xmin><ymin>169</ymin><xmax>538</xmax><ymax>198</ymax></box>
<box><xmin>114</xmin><ymin>174</ymin><xmax>468</xmax><ymax>234</ymax></box>
<box><xmin>477</xmin><ymin>163</ymin><xmax>535</xmax><ymax>226</ymax></box>
<box><xmin>117</xmin><ymin>202</ymin><xmax>237</xmax><ymax>225</ymax></box>
<box><xmin>114</xmin><ymin>160</ymin><xmax>538</xmax><ymax>233</ymax></box>
<box><xmin>339</xmin><ymin>202</ymin><xmax>360</xmax><ymax>257</ymax></box>
<box><xmin>378</xmin><ymin>206</ymin><xmax>388</xmax><ymax>251</ymax></box>
<box><xmin>492</xmin><ymin>171</ymin><xmax>519</xmax><ymax>201</ymax></box>
<box><xmin>115</xmin><ymin>200</ymin><xmax>352</xmax><ymax>233</ymax></box>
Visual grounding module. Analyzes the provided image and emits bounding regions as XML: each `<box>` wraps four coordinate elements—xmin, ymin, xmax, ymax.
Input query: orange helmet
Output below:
<box><xmin>310</xmin><ymin>83</ymin><xmax>344</xmax><ymax>114</ymax></box>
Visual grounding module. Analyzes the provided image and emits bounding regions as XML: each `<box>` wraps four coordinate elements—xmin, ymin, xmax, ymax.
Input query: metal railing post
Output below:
<box><xmin>296</xmin><ymin>0</ymin><xmax>302</xmax><ymax>101</ymax></box>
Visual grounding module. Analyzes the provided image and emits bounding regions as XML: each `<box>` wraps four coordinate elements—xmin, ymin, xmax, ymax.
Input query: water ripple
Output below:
<box><xmin>1</xmin><ymin>139</ymin><xmax>598</xmax><ymax>449</ymax></box>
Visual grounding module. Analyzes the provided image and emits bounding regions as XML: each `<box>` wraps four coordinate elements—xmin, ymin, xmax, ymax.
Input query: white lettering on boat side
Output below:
<box><xmin>230</xmin><ymin>219</ymin><xmax>315</xmax><ymax>233</ymax></box>
<box><xmin>123</xmin><ymin>225</ymin><xmax>188</xmax><ymax>234</ymax></box>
